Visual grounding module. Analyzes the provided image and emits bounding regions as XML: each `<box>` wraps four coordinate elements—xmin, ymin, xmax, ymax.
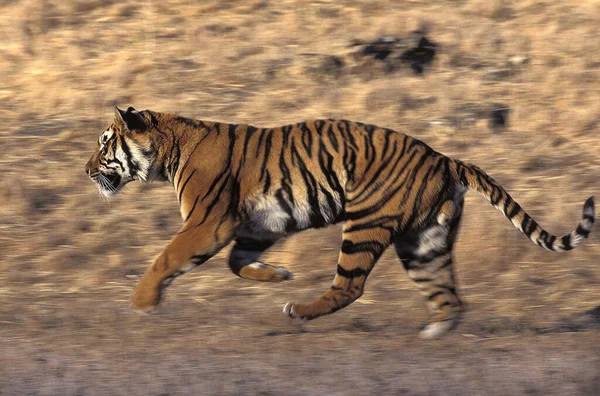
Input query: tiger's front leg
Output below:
<box><xmin>132</xmin><ymin>217</ymin><xmax>237</xmax><ymax>313</ymax></box>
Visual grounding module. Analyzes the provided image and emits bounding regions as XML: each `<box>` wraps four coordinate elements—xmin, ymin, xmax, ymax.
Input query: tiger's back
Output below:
<box><xmin>85</xmin><ymin>107</ymin><xmax>595</xmax><ymax>339</ymax></box>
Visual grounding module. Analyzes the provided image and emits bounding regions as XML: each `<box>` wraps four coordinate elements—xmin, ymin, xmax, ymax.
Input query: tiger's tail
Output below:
<box><xmin>452</xmin><ymin>159</ymin><xmax>595</xmax><ymax>251</ymax></box>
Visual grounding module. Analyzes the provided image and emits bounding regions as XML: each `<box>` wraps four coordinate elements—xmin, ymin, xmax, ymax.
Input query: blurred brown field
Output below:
<box><xmin>0</xmin><ymin>0</ymin><xmax>599</xmax><ymax>395</ymax></box>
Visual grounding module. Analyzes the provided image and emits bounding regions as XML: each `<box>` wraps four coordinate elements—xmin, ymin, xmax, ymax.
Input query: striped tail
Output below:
<box><xmin>452</xmin><ymin>159</ymin><xmax>595</xmax><ymax>251</ymax></box>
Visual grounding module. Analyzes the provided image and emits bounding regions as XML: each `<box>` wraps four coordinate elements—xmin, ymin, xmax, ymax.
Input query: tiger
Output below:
<box><xmin>85</xmin><ymin>106</ymin><xmax>595</xmax><ymax>339</ymax></box>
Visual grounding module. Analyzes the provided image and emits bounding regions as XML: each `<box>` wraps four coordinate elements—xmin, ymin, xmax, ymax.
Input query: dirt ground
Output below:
<box><xmin>0</xmin><ymin>1</ymin><xmax>599</xmax><ymax>395</ymax></box>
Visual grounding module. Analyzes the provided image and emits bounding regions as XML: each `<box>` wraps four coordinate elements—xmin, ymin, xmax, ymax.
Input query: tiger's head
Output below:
<box><xmin>85</xmin><ymin>106</ymin><xmax>154</xmax><ymax>197</ymax></box>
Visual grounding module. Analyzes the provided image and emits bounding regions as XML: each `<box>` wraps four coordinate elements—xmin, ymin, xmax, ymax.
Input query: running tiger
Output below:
<box><xmin>85</xmin><ymin>107</ymin><xmax>595</xmax><ymax>339</ymax></box>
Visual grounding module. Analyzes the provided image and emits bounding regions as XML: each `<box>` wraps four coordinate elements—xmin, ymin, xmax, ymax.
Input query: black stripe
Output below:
<box><xmin>314</xmin><ymin>120</ymin><xmax>326</xmax><ymax>137</ymax></box>
<box><xmin>399</xmin><ymin>148</ymin><xmax>430</xmax><ymax>206</ymax></box>
<box><xmin>263</xmin><ymin>171</ymin><xmax>271</xmax><ymax>194</ymax></box>
<box><xmin>341</xmin><ymin>240</ymin><xmax>385</xmax><ymax>257</ymax></box>
<box><xmin>427</xmin><ymin>291</ymin><xmax>445</xmax><ymax>301</ymax></box>
<box><xmin>197</xmin><ymin>173</ymin><xmax>232</xmax><ymax>226</ymax></box>
<box><xmin>433</xmin><ymin>284</ymin><xmax>456</xmax><ymax>293</ymax></box>
<box><xmin>474</xmin><ymin>170</ymin><xmax>490</xmax><ymax>194</ymax></box>
<box><xmin>176</xmin><ymin>129</ymin><xmax>211</xmax><ymax>188</ymax></box>
<box><xmin>403</xmin><ymin>172</ymin><xmax>439</xmax><ymax>230</ymax></box>
<box><xmin>341</xmin><ymin>120</ymin><xmax>358</xmax><ymax>149</ymax></box>
<box><xmin>255</xmin><ymin>128</ymin><xmax>268</xmax><ymax>157</ymax></box>
<box><xmin>362</xmin><ymin>134</ymin><xmax>371</xmax><ymax>161</ymax></box>
<box><xmin>234</xmin><ymin>238</ymin><xmax>274</xmax><ymax>252</ymax></box>
<box><xmin>336</xmin><ymin>265</ymin><xmax>369</xmax><ymax>279</ymax></box>
<box><xmin>202</xmin><ymin>125</ymin><xmax>237</xmax><ymax>201</ymax></box>
<box><xmin>458</xmin><ymin>162</ymin><xmax>469</xmax><ymax>186</ymax></box>
<box><xmin>402</xmin><ymin>157</ymin><xmax>437</xmax><ymax>212</ymax></box>
<box><xmin>538</xmin><ymin>230</ymin><xmax>549</xmax><ymax>248</ymax></box>
<box><xmin>167</xmin><ymin>133</ymin><xmax>183</xmax><ymax>181</ymax></box>
<box><xmin>319</xmin><ymin>184</ymin><xmax>340</xmax><ymax>222</ymax></box>
<box><xmin>338</xmin><ymin>121</ymin><xmax>358</xmax><ymax>178</ymax></box>
<box><xmin>213</xmin><ymin>122</ymin><xmax>222</xmax><ymax>135</ymax></box>
<box><xmin>343</xmin><ymin>215</ymin><xmax>399</xmax><ymax>234</ymax></box>
<box><xmin>184</xmin><ymin>195</ymin><xmax>200</xmax><ymax>221</ymax></box>
<box><xmin>561</xmin><ymin>235</ymin><xmax>573</xmax><ymax>250</ymax></box>
<box><xmin>259</xmin><ymin>129</ymin><xmax>273</xmax><ymax>182</ymax></box>
<box><xmin>439</xmin><ymin>257</ymin><xmax>453</xmax><ymax>269</ymax></box>
<box><xmin>380</xmin><ymin>129</ymin><xmax>394</xmax><ymax>159</ymax></box>
<box><xmin>275</xmin><ymin>189</ymin><xmax>297</xmax><ymax>231</ymax></box>
<box><xmin>546</xmin><ymin>235</ymin><xmax>556</xmax><ymax>249</ymax></box>
<box><xmin>522</xmin><ymin>215</ymin><xmax>535</xmax><ymax>237</ymax></box>
<box><xmin>290</xmin><ymin>139</ymin><xmax>326</xmax><ymax>227</ymax></box>
<box><xmin>378</xmin><ymin>149</ymin><xmax>433</xmax><ymax>227</ymax></box>
<box><xmin>242</xmin><ymin>125</ymin><xmax>257</xmax><ymax>163</ymax></box>
<box><xmin>349</xmin><ymin>134</ymin><xmax>405</xmax><ymax>196</ymax></box>
<box><xmin>190</xmin><ymin>254</ymin><xmax>212</xmax><ymax>265</ymax></box>
<box><xmin>278</xmin><ymin>138</ymin><xmax>296</xmax><ymax>232</ymax></box>
<box><xmin>317</xmin><ymin>140</ymin><xmax>345</xmax><ymax>199</ymax></box>
<box><xmin>345</xmin><ymin>150</ymin><xmax>420</xmax><ymax>221</ymax></box>
<box><xmin>507</xmin><ymin>201</ymin><xmax>521</xmax><ymax>219</ymax></box>
<box><xmin>419</xmin><ymin>159</ymin><xmax>453</xmax><ymax>223</ymax></box>
<box><xmin>301</xmin><ymin>123</ymin><xmax>314</xmax><ymax>156</ymax></box>
<box><xmin>282</xmin><ymin>125</ymin><xmax>292</xmax><ymax>148</ymax></box>
<box><xmin>106</xmin><ymin>157</ymin><xmax>124</xmax><ymax>171</ymax></box>
<box><xmin>175</xmin><ymin>125</ymin><xmax>237</xmax><ymax>234</ymax></box>
<box><xmin>119</xmin><ymin>135</ymin><xmax>139</xmax><ymax>177</ymax></box>
<box><xmin>344</xmin><ymin>145</ymin><xmax>357</xmax><ymax>177</ymax></box>
<box><xmin>412</xmin><ymin>277</ymin><xmax>434</xmax><ymax>283</ymax></box>
<box><xmin>503</xmin><ymin>196</ymin><xmax>513</xmax><ymax>215</ymax></box>
<box><xmin>178</xmin><ymin>169</ymin><xmax>197</xmax><ymax>202</ymax></box>
<box><xmin>576</xmin><ymin>224</ymin><xmax>591</xmax><ymax>237</ymax></box>
<box><xmin>351</xmin><ymin>140</ymin><xmax>400</xmax><ymax>203</ymax></box>
<box><xmin>327</xmin><ymin>123</ymin><xmax>339</xmax><ymax>152</ymax></box>
<box><xmin>490</xmin><ymin>186</ymin><xmax>502</xmax><ymax>205</ymax></box>
<box><xmin>110</xmin><ymin>134</ymin><xmax>118</xmax><ymax>154</ymax></box>
<box><xmin>228</xmin><ymin>173</ymin><xmax>241</xmax><ymax>219</ymax></box>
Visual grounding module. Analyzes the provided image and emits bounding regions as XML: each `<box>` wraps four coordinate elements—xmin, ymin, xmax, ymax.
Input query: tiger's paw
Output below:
<box><xmin>239</xmin><ymin>262</ymin><xmax>294</xmax><ymax>282</ymax></box>
<box><xmin>419</xmin><ymin>320</ymin><xmax>456</xmax><ymax>339</ymax></box>
<box><xmin>283</xmin><ymin>301</ymin><xmax>314</xmax><ymax>320</ymax></box>
<box><xmin>271</xmin><ymin>265</ymin><xmax>294</xmax><ymax>282</ymax></box>
<box><xmin>131</xmin><ymin>287</ymin><xmax>161</xmax><ymax>314</ymax></box>
<box><xmin>283</xmin><ymin>301</ymin><xmax>299</xmax><ymax>318</ymax></box>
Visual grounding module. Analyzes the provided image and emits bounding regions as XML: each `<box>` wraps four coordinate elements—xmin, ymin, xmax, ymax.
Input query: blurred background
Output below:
<box><xmin>0</xmin><ymin>0</ymin><xmax>598</xmax><ymax>394</ymax></box>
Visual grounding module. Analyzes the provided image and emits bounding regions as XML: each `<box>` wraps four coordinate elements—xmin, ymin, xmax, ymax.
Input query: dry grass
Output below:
<box><xmin>0</xmin><ymin>0</ymin><xmax>599</xmax><ymax>395</ymax></box>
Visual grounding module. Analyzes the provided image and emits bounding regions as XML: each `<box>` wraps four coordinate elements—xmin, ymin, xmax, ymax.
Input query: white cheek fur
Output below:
<box><xmin>122</xmin><ymin>136</ymin><xmax>151</xmax><ymax>181</ymax></box>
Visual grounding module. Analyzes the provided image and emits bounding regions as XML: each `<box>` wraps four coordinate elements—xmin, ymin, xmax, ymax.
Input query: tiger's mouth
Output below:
<box><xmin>92</xmin><ymin>172</ymin><xmax>122</xmax><ymax>196</ymax></box>
<box><xmin>104</xmin><ymin>173</ymin><xmax>121</xmax><ymax>190</ymax></box>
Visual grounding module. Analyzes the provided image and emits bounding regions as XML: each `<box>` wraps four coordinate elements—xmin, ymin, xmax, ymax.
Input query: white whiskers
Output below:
<box><xmin>95</xmin><ymin>174</ymin><xmax>118</xmax><ymax>199</ymax></box>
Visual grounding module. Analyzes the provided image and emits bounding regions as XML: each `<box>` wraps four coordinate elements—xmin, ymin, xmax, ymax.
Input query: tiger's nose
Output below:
<box><xmin>85</xmin><ymin>161</ymin><xmax>92</xmax><ymax>176</ymax></box>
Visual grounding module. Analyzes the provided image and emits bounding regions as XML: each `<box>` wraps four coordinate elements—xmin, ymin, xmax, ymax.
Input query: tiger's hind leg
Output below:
<box><xmin>402</xmin><ymin>251</ymin><xmax>463</xmax><ymax>339</ymax></box>
<box><xmin>228</xmin><ymin>236</ymin><xmax>293</xmax><ymax>282</ymax></box>
<box><xmin>283</xmin><ymin>218</ymin><xmax>392</xmax><ymax>320</ymax></box>
<box><xmin>395</xmin><ymin>199</ymin><xmax>465</xmax><ymax>339</ymax></box>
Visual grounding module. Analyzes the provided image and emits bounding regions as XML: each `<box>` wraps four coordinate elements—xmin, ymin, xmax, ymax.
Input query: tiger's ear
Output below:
<box><xmin>114</xmin><ymin>106</ymin><xmax>147</xmax><ymax>132</ymax></box>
